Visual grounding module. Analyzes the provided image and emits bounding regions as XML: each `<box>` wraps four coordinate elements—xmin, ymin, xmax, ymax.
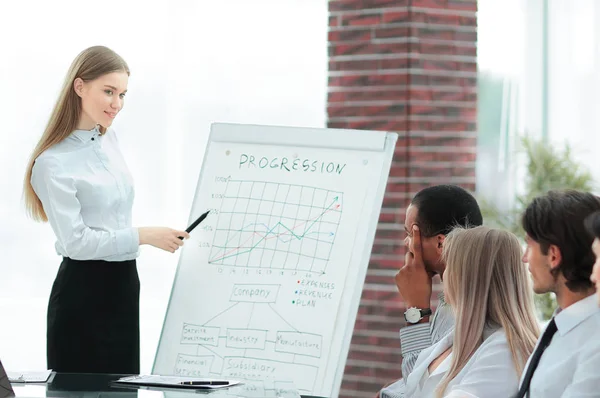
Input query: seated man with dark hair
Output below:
<box><xmin>515</xmin><ymin>190</ymin><xmax>600</xmax><ymax>398</ymax></box>
<box><xmin>379</xmin><ymin>185</ymin><xmax>483</xmax><ymax>398</ymax></box>
<box><xmin>584</xmin><ymin>210</ymin><xmax>600</xmax><ymax>305</ymax></box>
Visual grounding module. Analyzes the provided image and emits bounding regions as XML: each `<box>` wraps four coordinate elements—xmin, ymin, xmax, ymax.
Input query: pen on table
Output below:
<box><xmin>178</xmin><ymin>210</ymin><xmax>211</xmax><ymax>240</ymax></box>
<box><xmin>179</xmin><ymin>381</ymin><xmax>229</xmax><ymax>386</ymax></box>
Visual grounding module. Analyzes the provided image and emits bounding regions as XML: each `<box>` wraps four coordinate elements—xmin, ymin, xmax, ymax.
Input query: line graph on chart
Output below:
<box><xmin>208</xmin><ymin>180</ymin><xmax>343</xmax><ymax>274</ymax></box>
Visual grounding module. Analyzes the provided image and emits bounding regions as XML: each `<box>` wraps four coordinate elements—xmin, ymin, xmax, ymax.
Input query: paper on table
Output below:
<box><xmin>7</xmin><ymin>370</ymin><xmax>52</xmax><ymax>383</ymax></box>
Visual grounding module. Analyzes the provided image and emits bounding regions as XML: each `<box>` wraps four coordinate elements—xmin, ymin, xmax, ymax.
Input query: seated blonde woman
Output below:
<box><xmin>382</xmin><ymin>226</ymin><xmax>540</xmax><ymax>398</ymax></box>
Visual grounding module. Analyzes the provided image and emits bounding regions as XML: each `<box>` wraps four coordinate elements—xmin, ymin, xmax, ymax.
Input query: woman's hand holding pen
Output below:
<box><xmin>138</xmin><ymin>210</ymin><xmax>209</xmax><ymax>253</ymax></box>
<box><xmin>138</xmin><ymin>227</ymin><xmax>190</xmax><ymax>253</ymax></box>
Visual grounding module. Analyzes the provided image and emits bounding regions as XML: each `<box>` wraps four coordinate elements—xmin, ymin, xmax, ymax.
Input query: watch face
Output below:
<box><xmin>405</xmin><ymin>308</ymin><xmax>421</xmax><ymax>323</ymax></box>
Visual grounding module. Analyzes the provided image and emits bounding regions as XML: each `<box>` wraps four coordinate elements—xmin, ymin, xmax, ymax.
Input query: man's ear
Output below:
<box><xmin>436</xmin><ymin>234</ymin><xmax>446</xmax><ymax>256</ymax></box>
<box><xmin>548</xmin><ymin>244</ymin><xmax>562</xmax><ymax>270</ymax></box>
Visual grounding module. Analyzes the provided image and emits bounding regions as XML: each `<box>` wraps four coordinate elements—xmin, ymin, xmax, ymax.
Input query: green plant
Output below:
<box><xmin>479</xmin><ymin>136</ymin><xmax>594</xmax><ymax>319</ymax></box>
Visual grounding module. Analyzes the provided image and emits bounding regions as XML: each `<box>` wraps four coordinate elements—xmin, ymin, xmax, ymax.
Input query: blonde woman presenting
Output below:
<box><xmin>23</xmin><ymin>46</ymin><xmax>190</xmax><ymax>374</ymax></box>
<box><xmin>383</xmin><ymin>226</ymin><xmax>540</xmax><ymax>398</ymax></box>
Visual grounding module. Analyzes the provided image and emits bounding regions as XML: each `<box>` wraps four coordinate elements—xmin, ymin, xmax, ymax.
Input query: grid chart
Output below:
<box><xmin>208</xmin><ymin>180</ymin><xmax>343</xmax><ymax>273</ymax></box>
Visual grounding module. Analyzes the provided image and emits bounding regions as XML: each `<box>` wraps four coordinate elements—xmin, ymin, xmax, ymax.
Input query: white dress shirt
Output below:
<box><xmin>520</xmin><ymin>294</ymin><xmax>600</xmax><ymax>397</ymax></box>
<box><xmin>382</xmin><ymin>327</ymin><xmax>520</xmax><ymax>398</ymax></box>
<box><xmin>31</xmin><ymin>126</ymin><xmax>139</xmax><ymax>261</ymax></box>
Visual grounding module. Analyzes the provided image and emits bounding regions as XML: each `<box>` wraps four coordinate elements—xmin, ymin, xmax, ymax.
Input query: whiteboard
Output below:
<box><xmin>153</xmin><ymin>123</ymin><xmax>397</xmax><ymax>397</ymax></box>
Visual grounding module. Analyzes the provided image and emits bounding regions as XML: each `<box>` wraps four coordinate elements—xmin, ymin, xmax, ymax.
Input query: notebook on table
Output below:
<box><xmin>7</xmin><ymin>370</ymin><xmax>52</xmax><ymax>383</ymax></box>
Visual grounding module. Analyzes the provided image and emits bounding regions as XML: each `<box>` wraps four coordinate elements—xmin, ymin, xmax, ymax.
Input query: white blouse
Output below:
<box><xmin>31</xmin><ymin>126</ymin><xmax>139</xmax><ymax>262</ymax></box>
<box><xmin>382</xmin><ymin>327</ymin><xmax>520</xmax><ymax>398</ymax></box>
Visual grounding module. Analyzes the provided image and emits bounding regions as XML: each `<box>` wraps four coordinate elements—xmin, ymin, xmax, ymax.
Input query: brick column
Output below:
<box><xmin>327</xmin><ymin>1</ymin><xmax>477</xmax><ymax>396</ymax></box>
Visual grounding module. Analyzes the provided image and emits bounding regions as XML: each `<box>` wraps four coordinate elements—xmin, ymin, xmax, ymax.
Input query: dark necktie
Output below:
<box><xmin>514</xmin><ymin>318</ymin><xmax>558</xmax><ymax>398</ymax></box>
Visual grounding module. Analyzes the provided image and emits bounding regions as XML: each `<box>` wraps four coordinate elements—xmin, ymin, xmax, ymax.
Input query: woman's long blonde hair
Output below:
<box><xmin>23</xmin><ymin>46</ymin><xmax>129</xmax><ymax>222</ymax></box>
<box><xmin>436</xmin><ymin>226</ymin><xmax>540</xmax><ymax>397</ymax></box>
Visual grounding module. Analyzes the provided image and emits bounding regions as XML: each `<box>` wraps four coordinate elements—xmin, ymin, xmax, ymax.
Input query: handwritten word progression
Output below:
<box><xmin>226</xmin><ymin>328</ymin><xmax>268</xmax><ymax>349</ymax></box>
<box><xmin>230</xmin><ymin>284</ymin><xmax>280</xmax><ymax>303</ymax></box>
<box><xmin>239</xmin><ymin>154</ymin><xmax>347</xmax><ymax>175</ymax></box>
<box><xmin>181</xmin><ymin>324</ymin><xmax>220</xmax><ymax>346</ymax></box>
<box><xmin>275</xmin><ymin>331</ymin><xmax>323</xmax><ymax>358</ymax></box>
<box><xmin>222</xmin><ymin>357</ymin><xmax>318</xmax><ymax>390</ymax></box>
<box><xmin>174</xmin><ymin>354</ymin><xmax>213</xmax><ymax>377</ymax></box>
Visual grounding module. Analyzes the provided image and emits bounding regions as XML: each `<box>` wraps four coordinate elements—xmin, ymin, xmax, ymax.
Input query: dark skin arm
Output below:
<box><xmin>377</xmin><ymin>226</ymin><xmax>434</xmax><ymax>394</ymax></box>
<box><xmin>394</xmin><ymin>225</ymin><xmax>433</xmax><ymax>322</ymax></box>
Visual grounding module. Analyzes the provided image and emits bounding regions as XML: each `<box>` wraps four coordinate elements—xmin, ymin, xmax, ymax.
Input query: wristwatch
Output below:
<box><xmin>404</xmin><ymin>307</ymin><xmax>432</xmax><ymax>324</ymax></box>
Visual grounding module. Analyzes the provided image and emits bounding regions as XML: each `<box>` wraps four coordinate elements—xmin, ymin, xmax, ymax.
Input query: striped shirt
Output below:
<box><xmin>381</xmin><ymin>293</ymin><xmax>455</xmax><ymax>398</ymax></box>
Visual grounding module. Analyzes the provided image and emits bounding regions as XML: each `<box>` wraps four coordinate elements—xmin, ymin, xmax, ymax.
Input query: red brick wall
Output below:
<box><xmin>327</xmin><ymin>1</ymin><xmax>478</xmax><ymax>396</ymax></box>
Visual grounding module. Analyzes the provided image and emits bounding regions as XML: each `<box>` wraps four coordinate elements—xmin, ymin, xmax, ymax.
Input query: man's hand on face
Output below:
<box><xmin>395</xmin><ymin>225</ymin><xmax>433</xmax><ymax>311</ymax></box>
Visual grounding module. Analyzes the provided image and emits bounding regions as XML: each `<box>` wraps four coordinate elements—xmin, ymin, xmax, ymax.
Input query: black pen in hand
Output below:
<box><xmin>178</xmin><ymin>210</ymin><xmax>211</xmax><ymax>240</ymax></box>
<box><xmin>180</xmin><ymin>380</ymin><xmax>229</xmax><ymax>386</ymax></box>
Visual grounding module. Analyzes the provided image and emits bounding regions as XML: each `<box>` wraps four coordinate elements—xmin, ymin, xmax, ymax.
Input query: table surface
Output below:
<box><xmin>9</xmin><ymin>373</ymin><xmax>326</xmax><ymax>398</ymax></box>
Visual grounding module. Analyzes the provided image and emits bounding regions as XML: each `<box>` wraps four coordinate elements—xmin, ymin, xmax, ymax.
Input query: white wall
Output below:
<box><xmin>0</xmin><ymin>0</ymin><xmax>327</xmax><ymax>372</ymax></box>
<box><xmin>547</xmin><ymin>0</ymin><xmax>600</xmax><ymax>190</ymax></box>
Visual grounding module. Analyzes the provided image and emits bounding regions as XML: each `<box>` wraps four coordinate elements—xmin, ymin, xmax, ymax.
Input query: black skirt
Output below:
<box><xmin>47</xmin><ymin>257</ymin><xmax>140</xmax><ymax>374</ymax></box>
